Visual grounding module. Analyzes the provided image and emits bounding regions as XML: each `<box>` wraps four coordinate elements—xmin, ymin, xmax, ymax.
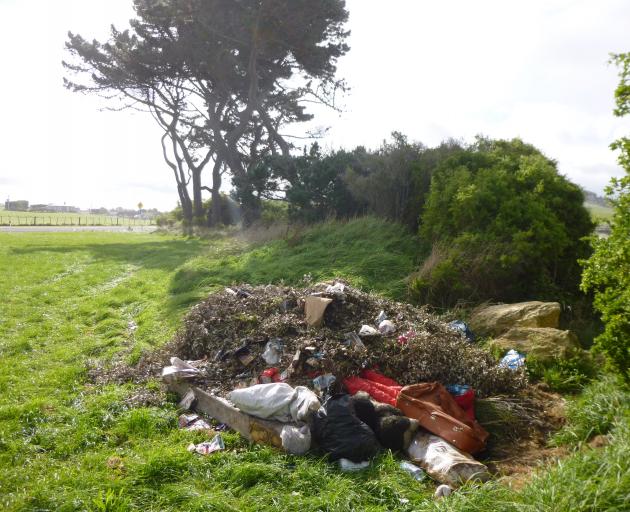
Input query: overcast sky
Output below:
<box><xmin>0</xmin><ymin>0</ymin><xmax>628</xmax><ymax>211</ymax></box>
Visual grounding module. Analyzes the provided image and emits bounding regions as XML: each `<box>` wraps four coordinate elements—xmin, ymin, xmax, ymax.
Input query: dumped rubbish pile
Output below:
<box><xmin>156</xmin><ymin>281</ymin><xmax>537</xmax><ymax>497</ymax></box>
<box><xmin>168</xmin><ymin>282</ymin><xmax>527</xmax><ymax>396</ymax></box>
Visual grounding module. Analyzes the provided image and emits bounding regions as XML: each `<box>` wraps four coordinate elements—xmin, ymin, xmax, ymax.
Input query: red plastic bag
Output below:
<box><xmin>259</xmin><ymin>368</ymin><xmax>282</xmax><ymax>383</ymax></box>
<box><xmin>452</xmin><ymin>388</ymin><xmax>475</xmax><ymax>422</ymax></box>
<box><xmin>360</xmin><ymin>369</ymin><xmax>401</xmax><ymax>387</ymax></box>
<box><xmin>343</xmin><ymin>376</ymin><xmax>401</xmax><ymax>406</ymax></box>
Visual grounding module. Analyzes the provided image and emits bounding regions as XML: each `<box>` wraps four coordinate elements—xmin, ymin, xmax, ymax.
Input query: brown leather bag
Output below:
<box><xmin>396</xmin><ymin>382</ymin><xmax>489</xmax><ymax>454</ymax></box>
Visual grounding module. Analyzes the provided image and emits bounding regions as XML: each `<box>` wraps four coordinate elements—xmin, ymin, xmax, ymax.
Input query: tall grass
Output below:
<box><xmin>170</xmin><ymin>216</ymin><xmax>419</xmax><ymax>300</ymax></box>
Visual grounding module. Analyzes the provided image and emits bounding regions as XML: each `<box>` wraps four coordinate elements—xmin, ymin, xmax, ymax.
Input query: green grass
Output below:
<box><xmin>173</xmin><ymin>217</ymin><xmax>419</xmax><ymax>300</ymax></box>
<box><xmin>0</xmin><ymin>220</ymin><xmax>628</xmax><ymax>511</ymax></box>
<box><xmin>584</xmin><ymin>202</ymin><xmax>614</xmax><ymax>223</ymax></box>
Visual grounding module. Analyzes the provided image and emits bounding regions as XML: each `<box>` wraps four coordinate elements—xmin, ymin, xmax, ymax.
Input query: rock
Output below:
<box><xmin>469</xmin><ymin>301</ymin><xmax>561</xmax><ymax>337</ymax></box>
<box><xmin>488</xmin><ymin>327</ymin><xmax>581</xmax><ymax>362</ymax></box>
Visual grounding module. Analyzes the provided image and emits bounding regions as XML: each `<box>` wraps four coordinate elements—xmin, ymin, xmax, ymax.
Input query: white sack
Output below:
<box><xmin>228</xmin><ymin>383</ymin><xmax>320</xmax><ymax>423</ymax></box>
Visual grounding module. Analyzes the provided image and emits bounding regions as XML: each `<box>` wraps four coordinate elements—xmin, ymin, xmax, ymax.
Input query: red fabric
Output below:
<box><xmin>360</xmin><ymin>369</ymin><xmax>401</xmax><ymax>387</ymax></box>
<box><xmin>343</xmin><ymin>376</ymin><xmax>401</xmax><ymax>406</ymax></box>
<box><xmin>260</xmin><ymin>368</ymin><xmax>282</xmax><ymax>383</ymax></box>
<box><xmin>452</xmin><ymin>388</ymin><xmax>475</xmax><ymax>421</ymax></box>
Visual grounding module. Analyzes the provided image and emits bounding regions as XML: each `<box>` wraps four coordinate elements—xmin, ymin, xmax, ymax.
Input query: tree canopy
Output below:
<box><xmin>64</xmin><ymin>0</ymin><xmax>350</xmax><ymax>225</ymax></box>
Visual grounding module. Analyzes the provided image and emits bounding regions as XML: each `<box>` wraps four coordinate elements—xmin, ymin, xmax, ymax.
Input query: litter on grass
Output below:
<box><xmin>141</xmin><ymin>281</ymin><xmax>554</xmax><ymax>494</ymax></box>
<box><xmin>187</xmin><ymin>434</ymin><xmax>225</xmax><ymax>455</ymax></box>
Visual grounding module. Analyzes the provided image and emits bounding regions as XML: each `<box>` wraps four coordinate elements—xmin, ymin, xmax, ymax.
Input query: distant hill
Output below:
<box><xmin>582</xmin><ymin>189</ymin><xmax>611</xmax><ymax>208</ymax></box>
<box><xmin>582</xmin><ymin>189</ymin><xmax>613</xmax><ymax>222</ymax></box>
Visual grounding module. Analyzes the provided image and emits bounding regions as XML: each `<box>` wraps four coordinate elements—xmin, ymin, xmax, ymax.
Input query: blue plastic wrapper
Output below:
<box><xmin>447</xmin><ymin>320</ymin><xmax>476</xmax><ymax>342</ymax></box>
<box><xmin>445</xmin><ymin>384</ymin><xmax>471</xmax><ymax>396</ymax></box>
<box><xmin>499</xmin><ymin>349</ymin><xmax>526</xmax><ymax>370</ymax></box>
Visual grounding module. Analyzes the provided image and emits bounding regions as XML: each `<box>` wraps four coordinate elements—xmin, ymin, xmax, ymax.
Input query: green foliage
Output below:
<box><xmin>413</xmin><ymin>137</ymin><xmax>594</xmax><ymax>307</ymax></box>
<box><xmin>267</xmin><ymin>135</ymin><xmax>463</xmax><ymax>229</ymax></box>
<box><xmin>259</xmin><ymin>199</ymin><xmax>288</xmax><ymax>225</ymax></box>
<box><xmin>552</xmin><ymin>375</ymin><xmax>630</xmax><ymax>446</ymax></box>
<box><xmin>343</xmin><ymin>133</ymin><xmax>424</xmax><ymax>226</ymax></box>
<box><xmin>90</xmin><ymin>489</ymin><xmax>131</xmax><ymax>512</ymax></box>
<box><xmin>526</xmin><ymin>352</ymin><xmax>597</xmax><ymax>393</ymax></box>
<box><xmin>581</xmin><ymin>52</ymin><xmax>630</xmax><ymax>382</ymax></box>
<box><xmin>260</xmin><ymin>143</ymin><xmax>364</xmax><ymax>223</ymax></box>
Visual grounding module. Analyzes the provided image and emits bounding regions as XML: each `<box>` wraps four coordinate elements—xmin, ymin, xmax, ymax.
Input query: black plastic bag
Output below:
<box><xmin>312</xmin><ymin>394</ymin><xmax>380</xmax><ymax>462</ymax></box>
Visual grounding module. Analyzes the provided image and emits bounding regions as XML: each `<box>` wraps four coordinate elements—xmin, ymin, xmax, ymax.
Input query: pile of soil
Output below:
<box><xmin>165</xmin><ymin>281</ymin><xmax>528</xmax><ymax>397</ymax></box>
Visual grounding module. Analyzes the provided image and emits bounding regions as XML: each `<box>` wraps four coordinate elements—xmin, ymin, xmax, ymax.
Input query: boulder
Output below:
<box><xmin>469</xmin><ymin>301</ymin><xmax>560</xmax><ymax>337</ymax></box>
<box><xmin>488</xmin><ymin>327</ymin><xmax>581</xmax><ymax>362</ymax></box>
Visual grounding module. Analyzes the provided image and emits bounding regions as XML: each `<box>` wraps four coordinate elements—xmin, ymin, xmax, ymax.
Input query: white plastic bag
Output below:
<box><xmin>338</xmin><ymin>459</ymin><xmax>370</xmax><ymax>471</ymax></box>
<box><xmin>262</xmin><ymin>339</ymin><xmax>283</xmax><ymax>365</ymax></box>
<box><xmin>280</xmin><ymin>425</ymin><xmax>311</xmax><ymax>455</ymax></box>
<box><xmin>378</xmin><ymin>320</ymin><xmax>396</xmax><ymax>335</ymax></box>
<box><xmin>161</xmin><ymin>357</ymin><xmax>200</xmax><ymax>383</ymax></box>
<box><xmin>359</xmin><ymin>325</ymin><xmax>379</xmax><ymax>336</ymax></box>
<box><xmin>187</xmin><ymin>434</ymin><xmax>225</xmax><ymax>455</ymax></box>
<box><xmin>406</xmin><ymin>431</ymin><xmax>490</xmax><ymax>487</ymax></box>
<box><xmin>325</xmin><ymin>282</ymin><xmax>346</xmax><ymax>295</ymax></box>
<box><xmin>290</xmin><ymin>386</ymin><xmax>321</xmax><ymax>422</ymax></box>
<box><xmin>375</xmin><ymin>310</ymin><xmax>388</xmax><ymax>324</ymax></box>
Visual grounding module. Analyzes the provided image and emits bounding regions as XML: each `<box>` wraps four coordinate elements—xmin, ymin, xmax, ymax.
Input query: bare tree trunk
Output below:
<box><xmin>210</xmin><ymin>159</ymin><xmax>223</xmax><ymax>226</ymax></box>
<box><xmin>192</xmin><ymin>168</ymin><xmax>204</xmax><ymax>223</ymax></box>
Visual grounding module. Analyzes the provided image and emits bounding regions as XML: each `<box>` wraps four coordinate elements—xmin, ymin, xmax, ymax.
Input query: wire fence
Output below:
<box><xmin>0</xmin><ymin>216</ymin><xmax>156</xmax><ymax>227</ymax></box>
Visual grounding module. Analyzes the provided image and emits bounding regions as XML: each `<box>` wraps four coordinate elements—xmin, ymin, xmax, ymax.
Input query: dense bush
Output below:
<box><xmin>411</xmin><ymin>137</ymin><xmax>594</xmax><ymax>307</ymax></box>
<box><xmin>262</xmin><ymin>135</ymin><xmax>462</xmax><ymax>228</ymax></box>
<box><xmin>344</xmin><ymin>134</ymin><xmax>463</xmax><ymax>230</ymax></box>
<box><xmin>274</xmin><ymin>144</ymin><xmax>364</xmax><ymax>223</ymax></box>
<box><xmin>581</xmin><ymin>53</ymin><xmax>630</xmax><ymax>381</ymax></box>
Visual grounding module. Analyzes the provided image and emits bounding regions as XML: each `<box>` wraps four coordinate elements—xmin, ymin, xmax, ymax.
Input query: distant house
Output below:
<box><xmin>4</xmin><ymin>199</ymin><xmax>29</xmax><ymax>211</ymax></box>
<box><xmin>29</xmin><ymin>204</ymin><xmax>50</xmax><ymax>212</ymax></box>
<box><xmin>45</xmin><ymin>205</ymin><xmax>80</xmax><ymax>213</ymax></box>
<box><xmin>27</xmin><ymin>204</ymin><xmax>80</xmax><ymax>213</ymax></box>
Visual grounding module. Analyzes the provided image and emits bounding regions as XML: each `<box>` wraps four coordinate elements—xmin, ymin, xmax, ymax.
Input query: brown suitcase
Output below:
<box><xmin>396</xmin><ymin>382</ymin><xmax>489</xmax><ymax>454</ymax></box>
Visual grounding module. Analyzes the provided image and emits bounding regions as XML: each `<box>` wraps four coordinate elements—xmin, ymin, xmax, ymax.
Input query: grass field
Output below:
<box><xmin>0</xmin><ymin>210</ymin><xmax>154</xmax><ymax>226</ymax></box>
<box><xmin>1</xmin><ymin>221</ymin><xmax>628</xmax><ymax>511</ymax></box>
<box><xmin>584</xmin><ymin>201</ymin><xmax>614</xmax><ymax>222</ymax></box>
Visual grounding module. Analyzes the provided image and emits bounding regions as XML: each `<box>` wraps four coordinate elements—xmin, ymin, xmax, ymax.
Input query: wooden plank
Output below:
<box><xmin>168</xmin><ymin>381</ymin><xmax>288</xmax><ymax>449</ymax></box>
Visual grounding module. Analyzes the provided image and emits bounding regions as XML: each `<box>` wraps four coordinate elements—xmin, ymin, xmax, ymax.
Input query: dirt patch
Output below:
<box><xmin>477</xmin><ymin>385</ymin><xmax>567</xmax><ymax>483</ymax></box>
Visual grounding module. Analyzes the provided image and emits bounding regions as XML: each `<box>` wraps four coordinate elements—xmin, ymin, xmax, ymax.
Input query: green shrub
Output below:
<box><xmin>412</xmin><ymin>137</ymin><xmax>594</xmax><ymax>307</ymax></box>
<box><xmin>526</xmin><ymin>352</ymin><xmax>597</xmax><ymax>393</ymax></box>
<box><xmin>580</xmin><ymin>53</ymin><xmax>630</xmax><ymax>382</ymax></box>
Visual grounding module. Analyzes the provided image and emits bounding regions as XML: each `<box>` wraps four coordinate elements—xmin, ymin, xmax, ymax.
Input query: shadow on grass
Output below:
<box><xmin>11</xmin><ymin>239</ymin><xmax>207</xmax><ymax>273</ymax></box>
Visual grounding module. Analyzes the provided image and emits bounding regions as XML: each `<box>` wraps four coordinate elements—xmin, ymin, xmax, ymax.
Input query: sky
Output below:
<box><xmin>0</xmin><ymin>0</ymin><xmax>628</xmax><ymax>211</ymax></box>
